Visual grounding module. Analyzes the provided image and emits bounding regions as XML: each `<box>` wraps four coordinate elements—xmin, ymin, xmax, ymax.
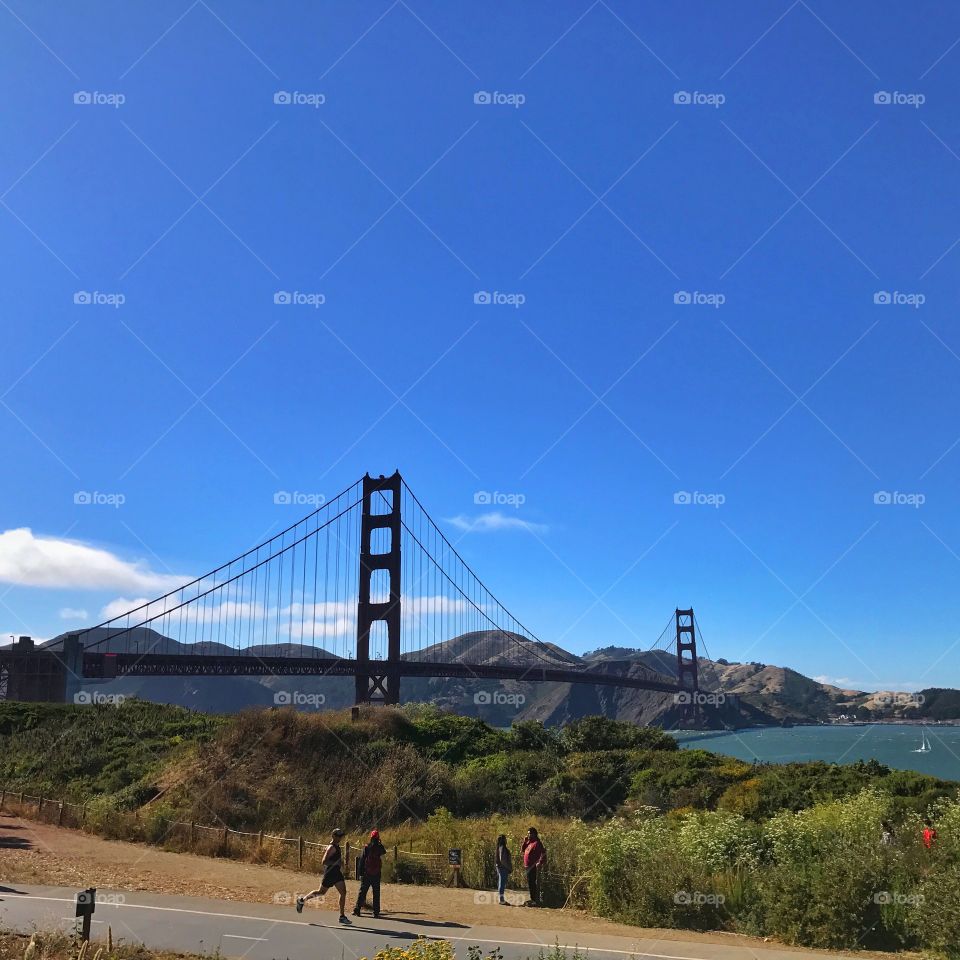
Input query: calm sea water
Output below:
<box><xmin>673</xmin><ymin>724</ymin><xmax>960</xmax><ymax>781</ymax></box>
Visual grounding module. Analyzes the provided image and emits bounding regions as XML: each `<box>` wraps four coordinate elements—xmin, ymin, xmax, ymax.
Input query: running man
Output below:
<box><xmin>296</xmin><ymin>829</ymin><xmax>351</xmax><ymax>924</ymax></box>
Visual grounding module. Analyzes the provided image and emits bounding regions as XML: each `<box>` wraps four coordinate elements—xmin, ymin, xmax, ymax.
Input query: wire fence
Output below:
<box><xmin>0</xmin><ymin>786</ymin><xmax>585</xmax><ymax>905</ymax></box>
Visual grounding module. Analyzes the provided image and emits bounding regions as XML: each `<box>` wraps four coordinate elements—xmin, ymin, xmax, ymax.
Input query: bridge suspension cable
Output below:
<box><xmin>59</xmin><ymin>471</ymin><xmax>696</xmax><ymax>703</ymax></box>
<box><xmin>395</xmin><ymin>479</ymin><xmax>580</xmax><ymax>668</ymax></box>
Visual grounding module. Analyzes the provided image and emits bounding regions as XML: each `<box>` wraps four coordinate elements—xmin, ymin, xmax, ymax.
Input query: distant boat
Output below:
<box><xmin>913</xmin><ymin>728</ymin><xmax>932</xmax><ymax>754</ymax></box>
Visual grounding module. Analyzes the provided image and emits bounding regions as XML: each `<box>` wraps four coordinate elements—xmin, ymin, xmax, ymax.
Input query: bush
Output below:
<box><xmin>758</xmin><ymin>790</ymin><xmax>894</xmax><ymax>948</ymax></box>
<box><xmin>561</xmin><ymin>716</ymin><xmax>677</xmax><ymax>753</ymax></box>
<box><xmin>391</xmin><ymin>858</ymin><xmax>433</xmax><ymax>884</ymax></box>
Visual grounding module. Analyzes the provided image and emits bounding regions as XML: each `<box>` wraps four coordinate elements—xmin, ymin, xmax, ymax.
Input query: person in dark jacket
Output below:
<box><xmin>353</xmin><ymin>829</ymin><xmax>387</xmax><ymax>918</ymax></box>
<box><xmin>495</xmin><ymin>834</ymin><xmax>512</xmax><ymax>904</ymax></box>
<box><xmin>520</xmin><ymin>826</ymin><xmax>546</xmax><ymax>906</ymax></box>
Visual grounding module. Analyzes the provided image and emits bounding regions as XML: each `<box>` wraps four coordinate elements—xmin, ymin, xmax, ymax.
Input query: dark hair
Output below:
<box><xmin>497</xmin><ymin>834</ymin><xmax>507</xmax><ymax>847</ymax></box>
<box><xmin>528</xmin><ymin>827</ymin><xmax>539</xmax><ymax>838</ymax></box>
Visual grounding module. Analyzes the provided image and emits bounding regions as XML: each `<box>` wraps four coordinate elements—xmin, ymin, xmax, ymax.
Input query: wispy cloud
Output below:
<box><xmin>445</xmin><ymin>511</ymin><xmax>548</xmax><ymax>534</ymax></box>
<box><xmin>59</xmin><ymin>607</ymin><xmax>89</xmax><ymax>621</ymax></box>
<box><xmin>0</xmin><ymin>528</ymin><xmax>190</xmax><ymax>593</ymax></box>
<box><xmin>814</xmin><ymin>675</ymin><xmax>923</xmax><ymax>693</ymax></box>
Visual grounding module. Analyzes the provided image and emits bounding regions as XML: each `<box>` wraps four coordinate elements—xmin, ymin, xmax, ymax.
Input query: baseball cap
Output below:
<box><xmin>370</xmin><ymin>830</ymin><xmax>380</xmax><ymax>839</ymax></box>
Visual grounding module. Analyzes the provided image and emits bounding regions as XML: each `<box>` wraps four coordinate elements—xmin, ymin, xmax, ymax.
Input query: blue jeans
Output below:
<box><xmin>496</xmin><ymin>865</ymin><xmax>510</xmax><ymax>899</ymax></box>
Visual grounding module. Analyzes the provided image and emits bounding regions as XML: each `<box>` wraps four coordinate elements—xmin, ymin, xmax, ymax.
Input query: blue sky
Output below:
<box><xmin>2</xmin><ymin>0</ymin><xmax>960</xmax><ymax>691</ymax></box>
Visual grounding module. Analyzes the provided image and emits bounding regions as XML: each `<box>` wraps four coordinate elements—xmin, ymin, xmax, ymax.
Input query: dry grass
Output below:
<box><xmin>0</xmin><ymin>932</ymin><xmax>207</xmax><ymax>960</ymax></box>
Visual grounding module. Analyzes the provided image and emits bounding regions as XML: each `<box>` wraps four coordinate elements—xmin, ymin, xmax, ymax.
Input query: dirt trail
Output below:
<box><xmin>0</xmin><ymin>814</ymin><xmax>866</xmax><ymax>957</ymax></box>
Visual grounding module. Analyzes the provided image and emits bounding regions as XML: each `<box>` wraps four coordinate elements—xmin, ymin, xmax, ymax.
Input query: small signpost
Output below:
<box><xmin>446</xmin><ymin>848</ymin><xmax>466</xmax><ymax>887</ymax></box>
<box><xmin>75</xmin><ymin>888</ymin><xmax>96</xmax><ymax>942</ymax></box>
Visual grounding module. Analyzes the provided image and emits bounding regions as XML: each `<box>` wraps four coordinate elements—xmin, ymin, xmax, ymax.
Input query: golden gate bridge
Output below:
<box><xmin>0</xmin><ymin>472</ymin><xmax>710</xmax><ymax>709</ymax></box>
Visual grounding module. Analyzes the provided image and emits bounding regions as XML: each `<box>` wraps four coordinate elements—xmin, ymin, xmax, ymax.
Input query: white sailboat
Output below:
<box><xmin>912</xmin><ymin>727</ymin><xmax>932</xmax><ymax>754</ymax></box>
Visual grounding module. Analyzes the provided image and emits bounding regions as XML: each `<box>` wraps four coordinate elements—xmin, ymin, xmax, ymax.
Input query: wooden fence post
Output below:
<box><xmin>394</xmin><ymin>844</ymin><xmax>398</xmax><ymax>861</ymax></box>
<box><xmin>190</xmin><ymin>821</ymin><xmax>196</xmax><ymax>845</ymax></box>
<box><xmin>298</xmin><ymin>836</ymin><xmax>304</xmax><ymax>869</ymax></box>
<box><xmin>0</xmin><ymin>789</ymin><xmax>5</xmax><ymax>812</ymax></box>
<box><xmin>58</xmin><ymin>802</ymin><xmax>64</xmax><ymax>827</ymax></box>
<box><xmin>222</xmin><ymin>826</ymin><xmax>229</xmax><ymax>849</ymax></box>
<box><xmin>258</xmin><ymin>830</ymin><xmax>263</xmax><ymax>850</ymax></box>
<box><xmin>38</xmin><ymin>797</ymin><xmax>44</xmax><ymax>817</ymax></box>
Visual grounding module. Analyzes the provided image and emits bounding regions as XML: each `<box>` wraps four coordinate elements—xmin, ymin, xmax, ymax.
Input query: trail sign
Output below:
<box><xmin>446</xmin><ymin>849</ymin><xmax>466</xmax><ymax>887</ymax></box>
<box><xmin>75</xmin><ymin>888</ymin><xmax>96</xmax><ymax>941</ymax></box>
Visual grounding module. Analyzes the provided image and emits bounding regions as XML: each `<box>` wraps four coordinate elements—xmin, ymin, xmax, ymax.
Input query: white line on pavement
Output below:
<box><xmin>15</xmin><ymin>895</ymin><xmax>726</xmax><ymax>960</ymax></box>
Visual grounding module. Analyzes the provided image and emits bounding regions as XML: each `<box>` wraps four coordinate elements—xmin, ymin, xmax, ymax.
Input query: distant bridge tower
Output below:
<box><xmin>675</xmin><ymin>608</ymin><xmax>698</xmax><ymax>693</ymax></box>
<box><xmin>355</xmin><ymin>472</ymin><xmax>402</xmax><ymax>705</ymax></box>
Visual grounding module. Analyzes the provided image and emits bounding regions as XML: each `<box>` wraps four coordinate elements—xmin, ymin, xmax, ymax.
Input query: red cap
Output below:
<box><xmin>370</xmin><ymin>830</ymin><xmax>380</xmax><ymax>839</ymax></box>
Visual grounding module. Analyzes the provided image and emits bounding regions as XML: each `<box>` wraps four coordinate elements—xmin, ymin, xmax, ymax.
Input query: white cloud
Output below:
<box><xmin>814</xmin><ymin>675</ymin><xmax>924</xmax><ymax>693</ymax></box>
<box><xmin>445</xmin><ymin>512</ymin><xmax>547</xmax><ymax>534</ymax></box>
<box><xmin>59</xmin><ymin>607</ymin><xmax>89</xmax><ymax>621</ymax></box>
<box><xmin>403</xmin><ymin>595</ymin><xmax>474</xmax><ymax>618</ymax></box>
<box><xmin>0</xmin><ymin>528</ymin><xmax>190</xmax><ymax>593</ymax></box>
<box><xmin>98</xmin><ymin>596</ymin><xmax>357</xmax><ymax>641</ymax></box>
<box><xmin>93</xmin><ymin>594</ymin><xmax>481</xmax><ymax>644</ymax></box>
<box><xmin>281</xmin><ymin>600</ymin><xmax>355</xmax><ymax>640</ymax></box>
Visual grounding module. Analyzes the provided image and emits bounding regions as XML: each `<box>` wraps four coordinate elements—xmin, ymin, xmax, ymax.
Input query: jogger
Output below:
<box><xmin>296</xmin><ymin>829</ymin><xmax>351</xmax><ymax>924</ymax></box>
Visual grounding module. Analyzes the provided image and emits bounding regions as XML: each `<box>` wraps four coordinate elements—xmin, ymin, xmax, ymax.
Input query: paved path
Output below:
<box><xmin>0</xmin><ymin>885</ymin><xmax>844</xmax><ymax>960</ymax></box>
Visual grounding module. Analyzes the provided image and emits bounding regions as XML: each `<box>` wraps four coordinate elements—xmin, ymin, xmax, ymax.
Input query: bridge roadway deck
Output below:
<box><xmin>69</xmin><ymin>652</ymin><xmax>682</xmax><ymax>693</ymax></box>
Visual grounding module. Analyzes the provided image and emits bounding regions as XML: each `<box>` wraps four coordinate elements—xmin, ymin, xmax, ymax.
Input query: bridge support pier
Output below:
<box><xmin>61</xmin><ymin>634</ymin><xmax>84</xmax><ymax>705</ymax></box>
<box><xmin>675</xmin><ymin>608</ymin><xmax>699</xmax><ymax>722</ymax></box>
<box><xmin>0</xmin><ymin>637</ymin><xmax>67</xmax><ymax>702</ymax></box>
<box><xmin>355</xmin><ymin>472</ymin><xmax>402</xmax><ymax>706</ymax></box>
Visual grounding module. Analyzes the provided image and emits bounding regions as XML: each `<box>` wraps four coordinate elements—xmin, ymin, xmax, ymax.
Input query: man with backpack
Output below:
<box><xmin>353</xmin><ymin>829</ymin><xmax>387</xmax><ymax>918</ymax></box>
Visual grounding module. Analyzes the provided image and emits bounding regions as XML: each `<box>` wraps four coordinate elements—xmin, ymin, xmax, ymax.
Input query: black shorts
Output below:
<box><xmin>320</xmin><ymin>867</ymin><xmax>345</xmax><ymax>889</ymax></box>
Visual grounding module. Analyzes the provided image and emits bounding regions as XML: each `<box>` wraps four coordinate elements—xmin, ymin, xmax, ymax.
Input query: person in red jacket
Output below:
<box><xmin>923</xmin><ymin>819</ymin><xmax>938</xmax><ymax>849</ymax></box>
<box><xmin>520</xmin><ymin>826</ymin><xmax>546</xmax><ymax>906</ymax></box>
<box><xmin>353</xmin><ymin>830</ymin><xmax>387</xmax><ymax>918</ymax></box>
